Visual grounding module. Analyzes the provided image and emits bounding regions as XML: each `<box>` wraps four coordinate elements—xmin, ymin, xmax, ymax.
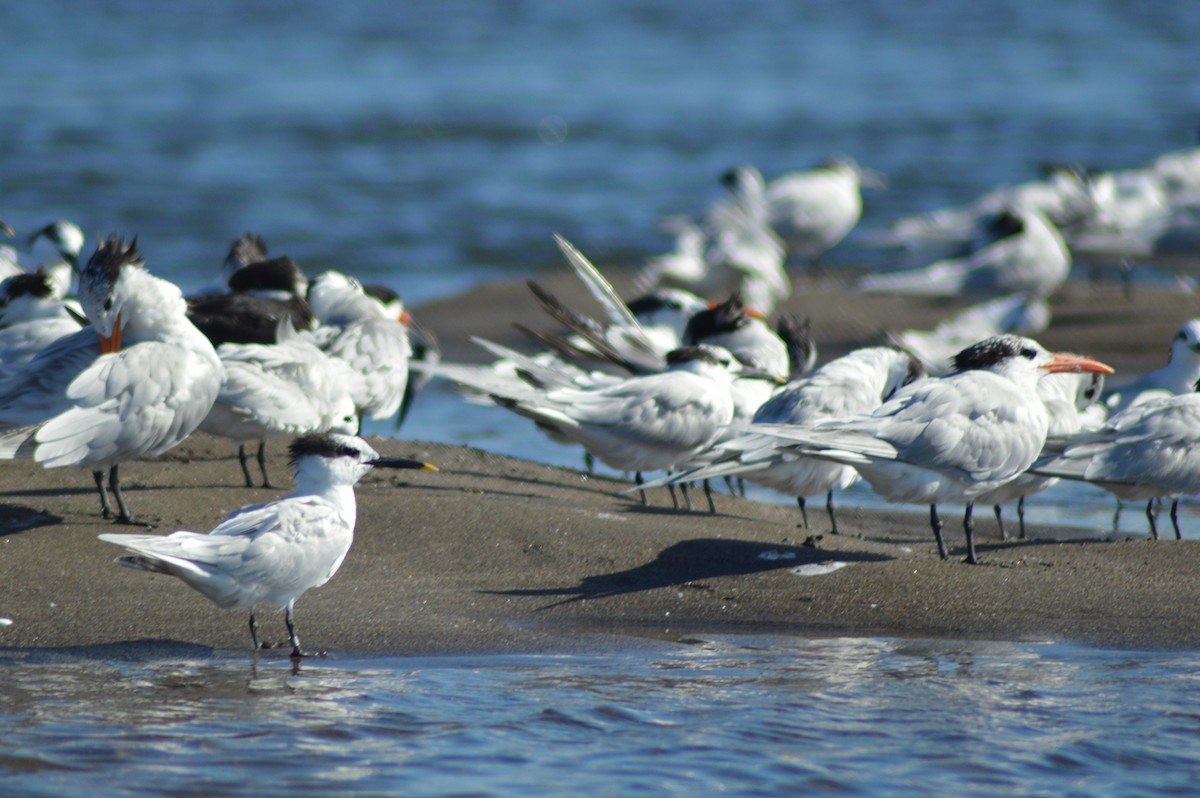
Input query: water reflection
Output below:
<box><xmin>2</xmin><ymin>636</ymin><xmax>1199</xmax><ymax>795</ymax></box>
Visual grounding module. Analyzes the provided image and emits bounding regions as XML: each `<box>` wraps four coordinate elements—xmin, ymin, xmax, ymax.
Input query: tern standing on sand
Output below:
<box><xmin>749</xmin><ymin>336</ymin><xmax>1113</xmax><ymax>563</ymax></box>
<box><xmin>99</xmin><ymin>433</ymin><xmax>437</xmax><ymax>658</ymax></box>
<box><xmin>0</xmin><ymin>236</ymin><xmax>223</xmax><ymax>523</ymax></box>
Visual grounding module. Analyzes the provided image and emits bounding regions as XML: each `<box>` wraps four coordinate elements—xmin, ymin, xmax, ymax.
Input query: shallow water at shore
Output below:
<box><xmin>2</xmin><ymin>635</ymin><xmax>1197</xmax><ymax>797</ymax></box>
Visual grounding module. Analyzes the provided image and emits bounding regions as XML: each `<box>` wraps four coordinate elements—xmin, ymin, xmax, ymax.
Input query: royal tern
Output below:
<box><xmin>0</xmin><ymin>271</ymin><xmax>86</xmax><ymax>375</ymax></box>
<box><xmin>477</xmin><ymin>344</ymin><xmax>747</xmax><ymax>503</ymax></box>
<box><xmin>978</xmin><ymin>368</ymin><xmax>1107</xmax><ymax>539</ymax></box>
<box><xmin>302</xmin><ymin>271</ymin><xmax>411</xmax><ymax>424</ymax></box>
<box><xmin>0</xmin><ymin>221</ymin><xmax>85</xmax><ymax>298</ymax></box>
<box><xmin>1032</xmin><ymin>388</ymin><xmax>1200</xmax><ymax>540</ymax></box>
<box><xmin>859</xmin><ymin>206</ymin><xmax>1071</xmax><ymax>300</ymax></box>
<box><xmin>98</xmin><ymin>433</ymin><xmax>437</xmax><ymax>658</ymax></box>
<box><xmin>707</xmin><ymin>167</ymin><xmax>790</xmax><ymax>314</ymax></box>
<box><xmin>643</xmin><ymin>346</ymin><xmax>922</xmax><ymax>529</ymax></box>
<box><xmin>0</xmin><ymin>236</ymin><xmax>224</xmax><ymax>523</ymax></box>
<box><xmin>1103</xmin><ymin>319</ymin><xmax>1200</xmax><ymax>414</ymax></box>
<box><xmin>884</xmin><ymin>164</ymin><xmax>1098</xmax><ymax>247</ymax></box>
<box><xmin>200</xmin><ymin>334</ymin><xmax>362</xmax><ymax>487</ymax></box>
<box><xmin>765</xmin><ymin>155</ymin><xmax>885</xmax><ymax>261</ymax></box>
<box><xmin>748</xmin><ymin>336</ymin><xmax>1113</xmax><ymax>563</ymax></box>
<box><xmin>891</xmin><ymin>293</ymin><xmax>1051</xmax><ymax>376</ymax></box>
<box><xmin>683</xmin><ymin>293</ymin><xmax>789</xmax><ymax>381</ymax></box>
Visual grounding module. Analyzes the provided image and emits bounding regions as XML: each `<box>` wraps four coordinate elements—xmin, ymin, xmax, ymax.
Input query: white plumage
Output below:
<box><xmin>0</xmin><ymin>236</ymin><xmax>224</xmax><ymax>523</ymax></box>
<box><xmin>98</xmin><ymin>433</ymin><xmax>436</xmax><ymax>657</ymax></box>
<box><xmin>748</xmin><ymin>336</ymin><xmax>1113</xmax><ymax>563</ymax></box>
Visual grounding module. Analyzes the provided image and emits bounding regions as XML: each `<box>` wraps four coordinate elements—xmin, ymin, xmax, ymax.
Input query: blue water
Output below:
<box><xmin>4</xmin><ymin>0</ymin><xmax>1200</xmax><ymax>793</ymax></box>
<box><xmin>4</xmin><ymin>636</ymin><xmax>1200</xmax><ymax>798</ymax></box>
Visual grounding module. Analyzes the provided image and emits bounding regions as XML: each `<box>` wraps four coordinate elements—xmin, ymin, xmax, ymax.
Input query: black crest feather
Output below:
<box><xmin>83</xmin><ymin>236</ymin><xmax>143</xmax><ymax>287</ymax></box>
<box><xmin>288</xmin><ymin>433</ymin><xmax>361</xmax><ymax>467</ymax></box>
<box><xmin>951</xmin><ymin>335</ymin><xmax>1029</xmax><ymax>372</ymax></box>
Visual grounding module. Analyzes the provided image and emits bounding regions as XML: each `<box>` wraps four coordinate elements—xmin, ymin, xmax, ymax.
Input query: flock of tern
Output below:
<box><xmin>1</xmin><ymin>132</ymin><xmax>1199</xmax><ymax>652</ymax></box>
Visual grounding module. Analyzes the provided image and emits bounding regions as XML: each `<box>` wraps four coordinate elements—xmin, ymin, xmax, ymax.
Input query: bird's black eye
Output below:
<box><xmin>1177</xmin><ymin>331</ymin><xmax>1187</xmax><ymax>340</ymax></box>
<box><xmin>103</xmin><ymin>298</ymin><xmax>113</xmax><ymax>311</ymax></box>
<box><xmin>1020</xmin><ymin>347</ymin><xmax>1038</xmax><ymax>360</ymax></box>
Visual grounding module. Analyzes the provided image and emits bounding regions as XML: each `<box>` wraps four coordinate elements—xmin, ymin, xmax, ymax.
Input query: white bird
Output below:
<box><xmin>0</xmin><ymin>220</ymin><xmax>85</xmax><ymax>298</ymax></box>
<box><xmin>859</xmin><ymin>206</ymin><xmax>1071</xmax><ymax>300</ymax></box>
<box><xmin>98</xmin><ymin>433</ymin><xmax>437</xmax><ymax>658</ymax></box>
<box><xmin>884</xmin><ymin>165</ymin><xmax>1097</xmax><ymax>247</ymax></box>
<box><xmin>200</xmin><ymin>333</ymin><xmax>362</xmax><ymax>488</ymax></box>
<box><xmin>891</xmin><ymin>293</ymin><xmax>1051</xmax><ymax>376</ymax></box>
<box><xmin>455</xmin><ymin>344</ymin><xmax>748</xmax><ymax>504</ymax></box>
<box><xmin>706</xmin><ymin>167</ymin><xmax>790</xmax><ymax>315</ymax></box>
<box><xmin>302</xmin><ymin>271</ymin><xmax>411</xmax><ymax>425</ymax></box>
<box><xmin>0</xmin><ymin>236</ymin><xmax>224</xmax><ymax>523</ymax></box>
<box><xmin>1032</xmin><ymin>390</ymin><xmax>1200</xmax><ymax>540</ymax></box>
<box><xmin>747</xmin><ymin>336</ymin><xmax>1113</xmax><ymax>563</ymax></box>
<box><xmin>1103</xmin><ymin>319</ymin><xmax>1200</xmax><ymax>414</ymax></box>
<box><xmin>643</xmin><ymin>346</ymin><xmax>922</xmax><ymax>529</ymax></box>
<box><xmin>977</xmin><ymin>367</ymin><xmax>1108</xmax><ymax>539</ymax></box>
<box><xmin>764</xmin><ymin>155</ymin><xmax>885</xmax><ymax>261</ymax></box>
<box><xmin>635</xmin><ymin>220</ymin><xmax>709</xmax><ymax>292</ymax></box>
<box><xmin>0</xmin><ymin>270</ymin><xmax>86</xmax><ymax>373</ymax></box>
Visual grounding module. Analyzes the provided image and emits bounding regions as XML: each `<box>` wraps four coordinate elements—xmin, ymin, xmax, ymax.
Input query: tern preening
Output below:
<box><xmin>99</xmin><ymin>433</ymin><xmax>437</xmax><ymax>658</ymax></box>
<box><xmin>748</xmin><ymin>336</ymin><xmax>1113</xmax><ymax>563</ymax></box>
<box><xmin>0</xmin><ymin>236</ymin><xmax>223</xmax><ymax>523</ymax></box>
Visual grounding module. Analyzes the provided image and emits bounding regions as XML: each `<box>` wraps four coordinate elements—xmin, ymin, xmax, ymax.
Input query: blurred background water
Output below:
<box><xmin>3</xmin><ymin>1</ymin><xmax>1200</xmax><ymax>794</ymax></box>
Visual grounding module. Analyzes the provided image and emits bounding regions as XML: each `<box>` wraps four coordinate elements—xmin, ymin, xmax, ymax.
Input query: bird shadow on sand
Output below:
<box><xmin>483</xmin><ymin>537</ymin><xmax>892</xmax><ymax>610</ymax></box>
<box><xmin>0</xmin><ymin>504</ymin><xmax>62</xmax><ymax>537</ymax></box>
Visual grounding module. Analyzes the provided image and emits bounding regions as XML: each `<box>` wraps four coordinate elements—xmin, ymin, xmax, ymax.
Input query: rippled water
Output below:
<box><xmin>3</xmin><ymin>636</ymin><xmax>1198</xmax><ymax>797</ymax></box>
<box><xmin>5</xmin><ymin>0</ymin><xmax>1200</xmax><ymax>792</ymax></box>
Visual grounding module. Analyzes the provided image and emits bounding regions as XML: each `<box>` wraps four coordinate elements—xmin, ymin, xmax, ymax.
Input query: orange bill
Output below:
<box><xmin>98</xmin><ymin>312</ymin><xmax>123</xmax><ymax>354</ymax></box>
<box><xmin>1042</xmin><ymin>352</ymin><xmax>1114</xmax><ymax>375</ymax></box>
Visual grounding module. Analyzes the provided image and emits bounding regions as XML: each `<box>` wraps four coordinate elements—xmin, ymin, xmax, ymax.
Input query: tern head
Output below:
<box><xmin>27</xmin><ymin>220</ymin><xmax>85</xmax><ymax>271</ymax></box>
<box><xmin>821</xmin><ymin>154</ymin><xmax>887</xmax><ymax>189</ymax></box>
<box><xmin>307</xmin><ymin>270</ymin><xmax>381</xmax><ymax>326</ymax></box>
<box><xmin>78</xmin><ymin>235</ymin><xmax>145</xmax><ymax>353</ymax></box>
<box><xmin>1167</xmin><ymin>320</ymin><xmax>1200</xmax><ymax>362</ymax></box>
<box><xmin>775</xmin><ymin>313</ymin><xmax>817</xmax><ymax>377</ymax></box>
<box><xmin>363</xmin><ymin>283</ymin><xmax>410</xmax><ymax>324</ymax></box>
<box><xmin>952</xmin><ymin>335</ymin><xmax>1114</xmax><ymax>384</ymax></box>
<box><xmin>223</xmin><ymin>233</ymin><xmax>269</xmax><ymax>277</ymax></box>
<box><xmin>684</xmin><ymin>293</ymin><xmax>754</xmax><ymax>344</ymax></box>
<box><xmin>288</xmin><ymin>433</ymin><xmax>436</xmax><ymax>490</ymax></box>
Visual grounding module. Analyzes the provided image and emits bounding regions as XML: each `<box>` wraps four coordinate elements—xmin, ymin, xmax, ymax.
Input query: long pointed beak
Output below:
<box><xmin>0</xmin><ymin>221</ymin><xmax>13</xmax><ymax>238</ymax></box>
<box><xmin>98</xmin><ymin>311</ymin><xmax>123</xmax><ymax>354</ymax></box>
<box><xmin>1042</xmin><ymin>352</ymin><xmax>1114</xmax><ymax>375</ymax></box>
<box><xmin>367</xmin><ymin>457</ymin><xmax>438</xmax><ymax>471</ymax></box>
<box><xmin>859</xmin><ymin>167</ymin><xmax>888</xmax><ymax>189</ymax></box>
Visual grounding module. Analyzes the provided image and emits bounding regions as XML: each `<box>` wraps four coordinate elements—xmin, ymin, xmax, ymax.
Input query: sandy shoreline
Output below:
<box><xmin>3</xmin><ymin>271</ymin><xmax>1200</xmax><ymax>657</ymax></box>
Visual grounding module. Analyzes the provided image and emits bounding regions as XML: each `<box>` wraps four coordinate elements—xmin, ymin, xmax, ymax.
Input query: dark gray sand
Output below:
<box><xmin>2</xmin><ymin>272</ymin><xmax>1199</xmax><ymax>657</ymax></box>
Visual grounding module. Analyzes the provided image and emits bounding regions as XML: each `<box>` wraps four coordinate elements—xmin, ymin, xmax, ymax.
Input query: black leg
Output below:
<box><xmin>1146</xmin><ymin>498</ymin><xmax>1159</xmax><ymax>540</ymax></box>
<box><xmin>249</xmin><ymin>609</ymin><xmax>260</xmax><ymax>650</ymax></box>
<box><xmin>237</xmin><ymin>443</ymin><xmax>255</xmax><ymax>488</ymax></box>
<box><xmin>285</xmin><ymin>603</ymin><xmax>303</xmax><ymax>659</ymax></box>
<box><xmin>993</xmin><ymin>504</ymin><xmax>1007</xmax><ymax>541</ymax></box>
<box><xmin>796</xmin><ymin>496</ymin><xmax>810</xmax><ymax>529</ymax></box>
<box><xmin>256</xmin><ymin>440</ymin><xmax>274</xmax><ymax>489</ymax></box>
<box><xmin>583</xmin><ymin>451</ymin><xmax>595</xmax><ymax>475</ymax></box>
<box><xmin>1171</xmin><ymin>498</ymin><xmax>1181</xmax><ymax>540</ymax></box>
<box><xmin>667</xmin><ymin>483</ymin><xmax>679</xmax><ymax>510</ymax></box>
<box><xmin>703</xmin><ymin>479</ymin><xmax>716</xmax><ymax>513</ymax></box>
<box><xmin>1017</xmin><ymin>496</ymin><xmax>1027</xmax><ymax>539</ymax></box>
<box><xmin>826</xmin><ymin>490</ymin><xmax>839</xmax><ymax>535</ymax></box>
<box><xmin>1112</xmin><ymin>500</ymin><xmax>1123</xmax><ymax>532</ymax></box>
<box><xmin>931</xmin><ymin>504</ymin><xmax>948</xmax><ymax>559</ymax></box>
<box><xmin>109</xmin><ymin>464</ymin><xmax>136</xmax><ymax>524</ymax></box>
<box><xmin>723</xmin><ymin>475</ymin><xmax>736</xmax><ymax>496</ymax></box>
<box><xmin>635</xmin><ymin>472</ymin><xmax>647</xmax><ymax>506</ymax></box>
<box><xmin>93</xmin><ymin>468</ymin><xmax>114</xmax><ymax>518</ymax></box>
<box><xmin>679</xmin><ymin>481</ymin><xmax>693</xmax><ymax>512</ymax></box>
<box><xmin>964</xmin><ymin>502</ymin><xmax>978</xmax><ymax>565</ymax></box>
<box><xmin>736</xmin><ymin>477</ymin><xmax>746</xmax><ymax>498</ymax></box>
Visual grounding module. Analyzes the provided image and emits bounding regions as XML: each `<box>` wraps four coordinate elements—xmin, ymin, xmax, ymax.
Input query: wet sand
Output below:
<box><xmin>2</xmin><ymin>270</ymin><xmax>1199</xmax><ymax>657</ymax></box>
